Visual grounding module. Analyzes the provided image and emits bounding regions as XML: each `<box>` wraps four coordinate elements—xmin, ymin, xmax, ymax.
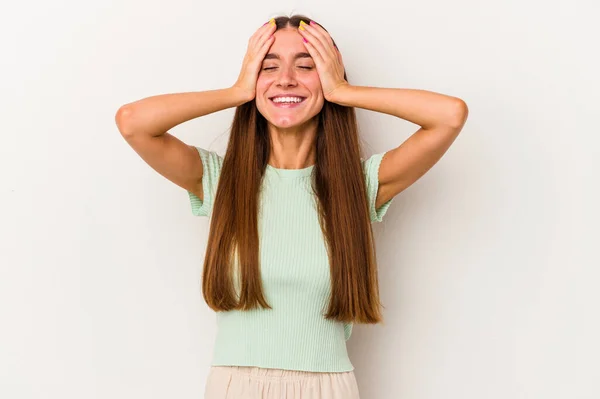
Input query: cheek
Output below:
<box><xmin>304</xmin><ymin>74</ymin><xmax>322</xmax><ymax>92</ymax></box>
<box><xmin>256</xmin><ymin>76</ymin><xmax>268</xmax><ymax>93</ymax></box>
<box><xmin>255</xmin><ymin>77</ymin><xmax>271</xmax><ymax>108</ymax></box>
<box><xmin>257</xmin><ymin>71</ymin><xmax>278</xmax><ymax>85</ymax></box>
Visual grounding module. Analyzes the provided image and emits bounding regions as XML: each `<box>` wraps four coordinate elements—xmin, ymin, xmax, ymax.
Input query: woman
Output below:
<box><xmin>115</xmin><ymin>14</ymin><xmax>468</xmax><ymax>399</ymax></box>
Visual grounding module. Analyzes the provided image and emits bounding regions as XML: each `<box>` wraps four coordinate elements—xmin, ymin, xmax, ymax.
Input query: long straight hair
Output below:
<box><xmin>202</xmin><ymin>15</ymin><xmax>384</xmax><ymax>325</ymax></box>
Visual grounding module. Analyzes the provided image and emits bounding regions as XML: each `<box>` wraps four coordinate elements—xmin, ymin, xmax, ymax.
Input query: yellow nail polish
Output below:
<box><xmin>269</xmin><ymin>18</ymin><xmax>275</xmax><ymax>26</ymax></box>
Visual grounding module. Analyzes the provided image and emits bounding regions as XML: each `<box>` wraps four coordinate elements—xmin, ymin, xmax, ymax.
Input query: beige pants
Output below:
<box><xmin>204</xmin><ymin>366</ymin><xmax>360</xmax><ymax>399</ymax></box>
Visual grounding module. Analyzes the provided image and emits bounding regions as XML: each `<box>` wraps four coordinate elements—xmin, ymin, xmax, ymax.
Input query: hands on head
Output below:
<box><xmin>232</xmin><ymin>18</ymin><xmax>277</xmax><ymax>102</ymax></box>
<box><xmin>232</xmin><ymin>17</ymin><xmax>348</xmax><ymax>104</ymax></box>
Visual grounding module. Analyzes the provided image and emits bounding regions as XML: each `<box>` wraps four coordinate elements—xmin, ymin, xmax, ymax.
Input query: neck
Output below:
<box><xmin>267</xmin><ymin>120</ymin><xmax>318</xmax><ymax>169</ymax></box>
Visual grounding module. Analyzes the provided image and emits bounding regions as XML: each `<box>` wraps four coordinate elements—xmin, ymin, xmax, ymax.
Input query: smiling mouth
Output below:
<box><xmin>269</xmin><ymin>97</ymin><xmax>307</xmax><ymax>108</ymax></box>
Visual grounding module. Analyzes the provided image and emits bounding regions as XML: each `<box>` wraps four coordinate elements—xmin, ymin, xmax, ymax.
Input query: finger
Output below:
<box><xmin>299</xmin><ymin>30</ymin><xmax>324</xmax><ymax>63</ymax></box>
<box><xmin>258</xmin><ymin>34</ymin><xmax>275</xmax><ymax>58</ymax></box>
<box><xmin>250</xmin><ymin>30</ymin><xmax>275</xmax><ymax>62</ymax></box>
<box><xmin>298</xmin><ymin>26</ymin><xmax>332</xmax><ymax>65</ymax></box>
<box><xmin>250</xmin><ymin>19</ymin><xmax>276</xmax><ymax>47</ymax></box>
<box><xmin>331</xmin><ymin>43</ymin><xmax>344</xmax><ymax>69</ymax></box>
<box><xmin>299</xmin><ymin>22</ymin><xmax>336</xmax><ymax>61</ymax></box>
<box><xmin>256</xmin><ymin>23</ymin><xmax>276</xmax><ymax>50</ymax></box>
<box><xmin>301</xmin><ymin>38</ymin><xmax>324</xmax><ymax>65</ymax></box>
<box><xmin>309</xmin><ymin>21</ymin><xmax>336</xmax><ymax>49</ymax></box>
<box><xmin>334</xmin><ymin>44</ymin><xmax>344</xmax><ymax>65</ymax></box>
<box><xmin>305</xmin><ymin>21</ymin><xmax>337</xmax><ymax>58</ymax></box>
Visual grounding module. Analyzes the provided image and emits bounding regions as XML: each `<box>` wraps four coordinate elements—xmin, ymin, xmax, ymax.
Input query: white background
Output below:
<box><xmin>1</xmin><ymin>1</ymin><xmax>598</xmax><ymax>398</ymax></box>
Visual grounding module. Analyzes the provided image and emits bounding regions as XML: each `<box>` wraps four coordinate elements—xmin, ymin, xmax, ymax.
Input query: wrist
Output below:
<box><xmin>230</xmin><ymin>85</ymin><xmax>254</xmax><ymax>105</ymax></box>
<box><xmin>326</xmin><ymin>82</ymin><xmax>352</xmax><ymax>105</ymax></box>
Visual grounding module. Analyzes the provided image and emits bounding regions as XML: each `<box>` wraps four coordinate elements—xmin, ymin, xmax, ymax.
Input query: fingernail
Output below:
<box><xmin>269</xmin><ymin>18</ymin><xmax>275</xmax><ymax>26</ymax></box>
<box><xmin>309</xmin><ymin>21</ymin><xmax>315</xmax><ymax>25</ymax></box>
<box><xmin>299</xmin><ymin>20</ymin><xmax>306</xmax><ymax>30</ymax></box>
<box><xmin>303</xmin><ymin>38</ymin><xmax>308</xmax><ymax>43</ymax></box>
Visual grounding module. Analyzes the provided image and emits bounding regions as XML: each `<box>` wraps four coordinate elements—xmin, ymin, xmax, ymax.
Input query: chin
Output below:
<box><xmin>272</xmin><ymin>116</ymin><xmax>323</xmax><ymax>131</ymax></box>
<box><xmin>257</xmin><ymin>100</ymin><xmax>322</xmax><ymax>129</ymax></box>
<box><xmin>263</xmin><ymin>111</ymin><xmax>322</xmax><ymax>130</ymax></box>
<box><xmin>270</xmin><ymin>116</ymin><xmax>304</xmax><ymax>128</ymax></box>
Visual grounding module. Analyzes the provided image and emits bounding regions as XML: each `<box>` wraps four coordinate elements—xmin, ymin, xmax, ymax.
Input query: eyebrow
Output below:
<box><xmin>263</xmin><ymin>52</ymin><xmax>312</xmax><ymax>61</ymax></box>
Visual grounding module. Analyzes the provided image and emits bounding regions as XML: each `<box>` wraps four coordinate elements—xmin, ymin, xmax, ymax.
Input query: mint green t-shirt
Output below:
<box><xmin>188</xmin><ymin>147</ymin><xmax>394</xmax><ymax>372</ymax></box>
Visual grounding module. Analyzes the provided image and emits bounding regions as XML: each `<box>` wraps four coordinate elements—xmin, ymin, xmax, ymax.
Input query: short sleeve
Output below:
<box><xmin>187</xmin><ymin>147</ymin><xmax>224</xmax><ymax>217</ymax></box>
<box><xmin>361</xmin><ymin>151</ymin><xmax>394</xmax><ymax>223</ymax></box>
<box><xmin>344</xmin><ymin>322</ymin><xmax>353</xmax><ymax>341</ymax></box>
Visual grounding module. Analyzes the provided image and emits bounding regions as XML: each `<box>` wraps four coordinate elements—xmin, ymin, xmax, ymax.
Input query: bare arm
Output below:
<box><xmin>330</xmin><ymin>85</ymin><xmax>468</xmax><ymax>209</ymax></box>
<box><xmin>114</xmin><ymin>87</ymin><xmax>251</xmax><ymax>200</ymax></box>
<box><xmin>115</xmin><ymin>21</ymin><xmax>275</xmax><ymax>201</ymax></box>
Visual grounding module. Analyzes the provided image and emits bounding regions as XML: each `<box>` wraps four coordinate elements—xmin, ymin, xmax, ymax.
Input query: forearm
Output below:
<box><xmin>115</xmin><ymin>87</ymin><xmax>251</xmax><ymax>138</ymax></box>
<box><xmin>330</xmin><ymin>85</ymin><xmax>466</xmax><ymax>130</ymax></box>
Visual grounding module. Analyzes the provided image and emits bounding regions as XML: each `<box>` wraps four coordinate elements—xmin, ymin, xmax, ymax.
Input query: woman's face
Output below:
<box><xmin>255</xmin><ymin>27</ymin><xmax>324</xmax><ymax>129</ymax></box>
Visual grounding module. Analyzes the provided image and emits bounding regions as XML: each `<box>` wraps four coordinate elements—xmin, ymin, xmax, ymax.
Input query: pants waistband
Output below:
<box><xmin>210</xmin><ymin>365</ymin><xmax>349</xmax><ymax>381</ymax></box>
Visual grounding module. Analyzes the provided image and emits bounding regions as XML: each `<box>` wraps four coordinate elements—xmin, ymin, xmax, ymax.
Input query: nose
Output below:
<box><xmin>276</xmin><ymin>65</ymin><xmax>297</xmax><ymax>88</ymax></box>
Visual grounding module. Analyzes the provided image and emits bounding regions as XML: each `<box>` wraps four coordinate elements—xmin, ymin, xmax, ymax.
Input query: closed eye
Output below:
<box><xmin>262</xmin><ymin>66</ymin><xmax>313</xmax><ymax>71</ymax></box>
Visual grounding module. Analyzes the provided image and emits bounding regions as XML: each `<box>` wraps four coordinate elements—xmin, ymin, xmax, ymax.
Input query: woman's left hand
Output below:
<box><xmin>298</xmin><ymin>20</ymin><xmax>349</xmax><ymax>103</ymax></box>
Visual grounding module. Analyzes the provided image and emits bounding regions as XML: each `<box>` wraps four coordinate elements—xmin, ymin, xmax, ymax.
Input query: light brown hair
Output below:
<box><xmin>202</xmin><ymin>15</ymin><xmax>385</xmax><ymax>325</ymax></box>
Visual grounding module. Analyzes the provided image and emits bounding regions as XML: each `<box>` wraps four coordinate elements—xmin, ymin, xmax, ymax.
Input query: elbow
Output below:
<box><xmin>115</xmin><ymin>104</ymin><xmax>136</xmax><ymax>138</ymax></box>
<box><xmin>450</xmin><ymin>99</ymin><xmax>469</xmax><ymax>129</ymax></box>
<box><xmin>439</xmin><ymin>98</ymin><xmax>468</xmax><ymax>130</ymax></box>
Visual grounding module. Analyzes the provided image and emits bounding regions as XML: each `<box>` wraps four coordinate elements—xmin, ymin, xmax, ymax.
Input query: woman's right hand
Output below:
<box><xmin>232</xmin><ymin>19</ymin><xmax>277</xmax><ymax>102</ymax></box>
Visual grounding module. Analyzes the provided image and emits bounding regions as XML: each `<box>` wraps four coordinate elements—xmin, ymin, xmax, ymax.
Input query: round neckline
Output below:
<box><xmin>266</xmin><ymin>163</ymin><xmax>315</xmax><ymax>178</ymax></box>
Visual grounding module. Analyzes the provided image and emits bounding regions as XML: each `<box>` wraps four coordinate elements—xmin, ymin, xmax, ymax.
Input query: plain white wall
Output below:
<box><xmin>1</xmin><ymin>1</ymin><xmax>598</xmax><ymax>398</ymax></box>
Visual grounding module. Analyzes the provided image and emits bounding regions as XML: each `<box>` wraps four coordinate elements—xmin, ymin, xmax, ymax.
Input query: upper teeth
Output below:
<box><xmin>272</xmin><ymin>97</ymin><xmax>303</xmax><ymax>103</ymax></box>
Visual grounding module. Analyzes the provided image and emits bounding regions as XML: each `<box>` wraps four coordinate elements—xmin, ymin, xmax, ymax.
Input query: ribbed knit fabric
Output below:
<box><xmin>187</xmin><ymin>147</ymin><xmax>394</xmax><ymax>372</ymax></box>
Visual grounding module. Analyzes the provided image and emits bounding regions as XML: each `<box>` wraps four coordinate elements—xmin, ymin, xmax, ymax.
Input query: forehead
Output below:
<box><xmin>268</xmin><ymin>28</ymin><xmax>306</xmax><ymax>54</ymax></box>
